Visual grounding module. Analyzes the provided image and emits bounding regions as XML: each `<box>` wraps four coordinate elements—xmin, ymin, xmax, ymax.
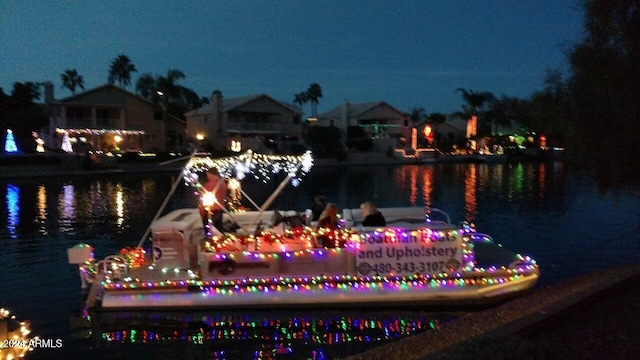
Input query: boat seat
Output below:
<box><xmin>343</xmin><ymin>207</ymin><xmax>427</xmax><ymax>229</ymax></box>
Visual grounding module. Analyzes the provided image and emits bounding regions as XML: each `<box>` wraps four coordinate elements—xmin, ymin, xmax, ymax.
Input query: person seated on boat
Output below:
<box><xmin>316</xmin><ymin>202</ymin><xmax>341</xmax><ymax>247</ymax></box>
<box><xmin>310</xmin><ymin>194</ymin><xmax>326</xmax><ymax>223</ymax></box>
<box><xmin>360</xmin><ymin>201</ymin><xmax>386</xmax><ymax>227</ymax></box>
<box><xmin>198</xmin><ymin>167</ymin><xmax>228</xmax><ymax>235</ymax></box>
<box><xmin>316</xmin><ymin>203</ymin><xmax>339</xmax><ymax>230</ymax></box>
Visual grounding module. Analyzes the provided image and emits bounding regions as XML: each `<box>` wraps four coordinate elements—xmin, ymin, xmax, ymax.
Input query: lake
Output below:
<box><xmin>1</xmin><ymin>160</ymin><xmax>639</xmax><ymax>359</ymax></box>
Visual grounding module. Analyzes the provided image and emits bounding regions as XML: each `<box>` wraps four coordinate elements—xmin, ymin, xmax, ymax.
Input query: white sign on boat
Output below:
<box><xmin>355</xmin><ymin>227</ymin><xmax>463</xmax><ymax>276</ymax></box>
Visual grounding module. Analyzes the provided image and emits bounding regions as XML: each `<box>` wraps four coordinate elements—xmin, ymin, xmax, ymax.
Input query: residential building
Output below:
<box><xmin>185</xmin><ymin>91</ymin><xmax>303</xmax><ymax>153</ymax></box>
<box><xmin>314</xmin><ymin>100</ymin><xmax>411</xmax><ymax>138</ymax></box>
<box><xmin>45</xmin><ymin>83</ymin><xmax>186</xmax><ymax>153</ymax></box>
<box><xmin>311</xmin><ymin>100</ymin><xmax>411</xmax><ymax>151</ymax></box>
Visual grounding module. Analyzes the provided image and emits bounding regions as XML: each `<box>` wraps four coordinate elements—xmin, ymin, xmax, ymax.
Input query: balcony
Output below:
<box><xmin>63</xmin><ymin>117</ymin><xmax>121</xmax><ymax>129</ymax></box>
<box><xmin>226</xmin><ymin>122</ymin><xmax>283</xmax><ymax>134</ymax></box>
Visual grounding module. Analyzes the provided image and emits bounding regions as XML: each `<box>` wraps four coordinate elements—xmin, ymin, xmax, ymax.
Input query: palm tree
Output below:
<box><xmin>60</xmin><ymin>69</ymin><xmax>85</xmax><ymax>95</ymax></box>
<box><xmin>108</xmin><ymin>54</ymin><xmax>137</xmax><ymax>89</ymax></box>
<box><xmin>408</xmin><ymin>107</ymin><xmax>426</xmax><ymax>125</ymax></box>
<box><xmin>293</xmin><ymin>91</ymin><xmax>309</xmax><ymax>113</ymax></box>
<box><xmin>135</xmin><ymin>69</ymin><xmax>205</xmax><ymax>119</ymax></box>
<box><xmin>306</xmin><ymin>83</ymin><xmax>323</xmax><ymax>116</ymax></box>
<box><xmin>135</xmin><ymin>73</ymin><xmax>157</xmax><ymax>100</ymax></box>
<box><xmin>155</xmin><ymin>69</ymin><xmax>186</xmax><ymax>104</ymax></box>
<box><xmin>485</xmin><ymin>95</ymin><xmax>526</xmax><ymax>135</ymax></box>
<box><xmin>426</xmin><ymin>112</ymin><xmax>446</xmax><ymax>125</ymax></box>
<box><xmin>455</xmin><ymin>88</ymin><xmax>495</xmax><ymax>135</ymax></box>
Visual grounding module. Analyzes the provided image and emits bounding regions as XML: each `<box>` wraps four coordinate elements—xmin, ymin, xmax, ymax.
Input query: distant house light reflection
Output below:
<box><xmin>59</xmin><ymin>184</ymin><xmax>76</xmax><ymax>232</ymax></box>
<box><xmin>37</xmin><ymin>185</ymin><xmax>48</xmax><ymax>235</ymax></box>
<box><xmin>116</xmin><ymin>184</ymin><xmax>124</xmax><ymax>227</ymax></box>
<box><xmin>6</xmin><ymin>184</ymin><xmax>19</xmax><ymax>239</ymax></box>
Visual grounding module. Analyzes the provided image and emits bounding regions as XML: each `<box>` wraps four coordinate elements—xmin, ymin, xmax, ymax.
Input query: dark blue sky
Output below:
<box><xmin>1</xmin><ymin>1</ymin><xmax>584</xmax><ymax>114</ymax></box>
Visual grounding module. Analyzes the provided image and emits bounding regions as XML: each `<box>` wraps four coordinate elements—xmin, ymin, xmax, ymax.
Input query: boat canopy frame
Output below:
<box><xmin>137</xmin><ymin>150</ymin><xmax>314</xmax><ymax>247</ymax></box>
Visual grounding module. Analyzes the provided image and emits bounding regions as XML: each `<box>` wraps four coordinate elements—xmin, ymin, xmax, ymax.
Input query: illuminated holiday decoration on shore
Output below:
<box><xmin>32</xmin><ymin>132</ymin><xmax>45</xmax><ymax>153</ymax></box>
<box><xmin>56</xmin><ymin>128</ymin><xmax>145</xmax><ymax>136</ymax></box>
<box><xmin>61</xmin><ymin>132</ymin><xmax>73</xmax><ymax>152</ymax></box>
<box><xmin>466</xmin><ymin>115</ymin><xmax>477</xmax><ymax>138</ymax></box>
<box><xmin>0</xmin><ymin>307</ymin><xmax>36</xmax><ymax>358</ymax></box>
<box><xmin>4</xmin><ymin>129</ymin><xmax>19</xmax><ymax>153</ymax></box>
<box><xmin>423</xmin><ymin>124</ymin><xmax>433</xmax><ymax>144</ymax></box>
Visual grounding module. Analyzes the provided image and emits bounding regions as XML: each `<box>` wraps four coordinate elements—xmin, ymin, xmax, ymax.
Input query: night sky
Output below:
<box><xmin>1</xmin><ymin>1</ymin><xmax>583</xmax><ymax>114</ymax></box>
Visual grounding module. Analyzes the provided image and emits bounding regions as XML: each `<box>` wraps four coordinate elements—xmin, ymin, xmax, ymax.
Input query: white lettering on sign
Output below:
<box><xmin>355</xmin><ymin>228</ymin><xmax>463</xmax><ymax>276</ymax></box>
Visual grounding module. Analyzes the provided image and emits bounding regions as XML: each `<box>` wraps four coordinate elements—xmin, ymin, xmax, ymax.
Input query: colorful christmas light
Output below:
<box><xmin>98</xmin><ymin>226</ymin><xmax>537</xmax><ymax>294</ymax></box>
<box><xmin>97</xmin><ymin>312</ymin><xmax>448</xmax><ymax>359</ymax></box>
<box><xmin>56</xmin><ymin>128</ymin><xmax>146</xmax><ymax>136</ymax></box>
<box><xmin>4</xmin><ymin>128</ymin><xmax>19</xmax><ymax>153</ymax></box>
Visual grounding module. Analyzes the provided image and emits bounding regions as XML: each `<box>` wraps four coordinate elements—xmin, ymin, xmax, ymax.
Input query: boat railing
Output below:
<box><xmin>426</xmin><ymin>207</ymin><xmax>451</xmax><ymax>225</ymax></box>
<box><xmin>96</xmin><ymin>255</ymin><xmax>129</xmax><ymax>279</ymax></box>
<box><xmin>465</xmin><ymin>232</ymin><xmax>495</xmax><ymax>243</ymax></box>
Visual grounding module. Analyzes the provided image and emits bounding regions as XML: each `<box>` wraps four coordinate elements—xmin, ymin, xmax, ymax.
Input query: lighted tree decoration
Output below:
<box><xmin>61</xmin><ymin>132</ymin><xmax>73</xmax><ymax>153</ymax></box>
<box><xmin>32</xmin><ymin>132</ymin><xmax>45</xmax><ymax>153</ymax></box>
<box><xmin>4</xmin><ymin>129</ymin><xmax>19</xmax><ymax>153</ymax></box>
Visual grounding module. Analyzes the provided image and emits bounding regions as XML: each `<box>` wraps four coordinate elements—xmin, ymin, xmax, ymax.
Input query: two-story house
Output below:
<box><xmin>185</xmin><ymin>91</ymin><xmax>303</xmax><ymax>153</ymax></box>
<box><xmin>311</xmin><ymin>100</ymin><xmax>411</xmax><ymax>152</ymax></box>
<box><xmin>313</xmin><ymin>100</ymin><xmax>411</xmax><ymax>138</ymax></box>
<box><xmin>46</xmin><ymin>84</ymin><xmax>186</xmax><ymax>153</ymax></box>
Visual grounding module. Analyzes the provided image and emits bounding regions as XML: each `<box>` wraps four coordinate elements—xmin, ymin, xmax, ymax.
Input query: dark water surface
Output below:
<box><xmin>1</xmin><ymin>161</ymin><xmax>639</xmax><ymax>359</ymax></box>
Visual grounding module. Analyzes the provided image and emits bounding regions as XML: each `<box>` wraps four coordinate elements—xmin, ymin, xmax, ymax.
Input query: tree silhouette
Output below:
<box><xmin>60</xmin><ymin>69</ymin><xmax>85</xmax><ymax>95</ymax></box>
<box><xmin>306</xmin><ymin>83</ymin><xmax>323</xmax><ymax>116</ymax></box>
<box><xmin>135</xmin><ymin>69</ymin><xmax>207</xmax><ymax>119</ymax></box>
<box><xmin>408</xmin><ymin>107</ymin><xmax>425</xmax><ymax>124</ymax></box>
<box><xmin>108</xmin><ymin>54</ymin><xmax>137</xmax><ymax>89</ymax></box>
<box><xmin>135</xmin><ymin>73</ymin><xmax>157</xmax><ymax>100</ymax></box>
<box><xmin>455</xmin><ymin>88</ymin><xmax>495</xmax><ymax>135</ymax></box>
<box><xmin>426</xmin><ymin>112</ymin><xmax>446</xmax><ymax>125</ymax></box>
<box><xmin>568</xmin><ymin>0</ymin><xmax>640</xmax><ymax>186</ymax></box>
<box><xmin>0</xmin><ymin>82</ymin><xmax>47</xmax><ymax>152</ymax></box>
<box><xmin>293</xmin><ymin>91</ymin><xmax>309</xmax><ymax>113</ymax></box>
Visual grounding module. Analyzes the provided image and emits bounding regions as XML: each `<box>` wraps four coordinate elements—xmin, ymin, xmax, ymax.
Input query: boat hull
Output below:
<box><xmin>99</xmin><ymin>271</ymin><xmax>539</xmax><ymax>310</ymax></box>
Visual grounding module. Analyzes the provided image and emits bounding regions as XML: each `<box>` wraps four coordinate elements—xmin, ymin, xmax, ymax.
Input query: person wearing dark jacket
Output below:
<box><xmin>310</xmin><ymin>195</ymin><xmax>326</xmax><ymax>222</ymax></box>
<box><xmin>360</xmin><ymin>201</ymin><xmax>386</xmax><ymax>227</ymax></box>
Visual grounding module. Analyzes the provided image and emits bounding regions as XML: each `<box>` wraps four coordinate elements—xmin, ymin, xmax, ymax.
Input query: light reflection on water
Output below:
<box><xmin>86</xmin><ymin>311</ymin><xmax>450</xmax><ymax>360</ymax></box>
<box><xmin>6</xmin><ymin>183</ymin><xmax>19</xmax><ymax>238</ymax></box>
<box><xmin>0</xmin><ymin>161</ymin><xmax>639</xmax><ymax>359</ymax></box>
<box><xmin>36</xmin><ymin>185</ymin><xmax>46</xmax><ymax>236</ymax></box>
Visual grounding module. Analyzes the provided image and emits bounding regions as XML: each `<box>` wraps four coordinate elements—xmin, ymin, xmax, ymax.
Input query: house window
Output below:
<box><xmin>167</xmin><ymin>130</ymin><xmax>177</xmax><ymax>146</ymax></box>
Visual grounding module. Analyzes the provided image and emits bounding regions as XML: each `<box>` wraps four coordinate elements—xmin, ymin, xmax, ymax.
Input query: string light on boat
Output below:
<box><xmin>102</xmin><ymin>265</ymin><xmax>534</xmax><ymax>293</ymax></box>
<box><xmin>183</xmin><ymin>150</ymin><xmax>314</xmax><ymax>188</ymax></box>
<box><xmin>93</xmin><ymin>220</ymin><xmax>537</xmax><ymax>302</ymax></box>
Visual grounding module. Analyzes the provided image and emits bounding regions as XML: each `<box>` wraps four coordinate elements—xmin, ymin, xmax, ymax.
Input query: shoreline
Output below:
<box><xmin>0</xmin><ymin>152</ymin><xmax>408</xmax><ymax>179</ymax></box>
<box><xmin>345</xmin><ymin>265</ymin><xmax>640</xmax><ymax>360</ymax></box>
<box><xmin>0</xmin><ymin>151</ymin><xmax>559</xmax><ymax>179</ymax></box>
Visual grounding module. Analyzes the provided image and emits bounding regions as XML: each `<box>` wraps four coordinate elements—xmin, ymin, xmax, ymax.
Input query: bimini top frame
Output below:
<box><xmin>182</xmin><ymin>150</ymin><xmax>314</xmax><ymax>232</ymax></box>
